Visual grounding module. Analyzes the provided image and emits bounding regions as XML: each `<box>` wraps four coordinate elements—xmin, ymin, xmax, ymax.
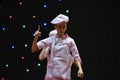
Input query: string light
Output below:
<box><xmin>43</xmin><ymin>22</ymin><xmax>47</xmax><ymax>26</ymax></box>
<box><xmin>22</xmin><ymin>25</ymin><xmax>26</xmax><ymax>28</ymax></box>
<box><xmin>33</xmin><ymin>15</ymin><xmax>36</xmax><ymax>19</ymax></box>
<box><xmin>37</xmin><ymin>63</ymin><xmax>41</xmax><ymax>67</ymax></box>
<box><xmin>24</xmin><ymin>44</ymin><xmax>28</xmax><ymax>47</ymax></box>
<box><xmin>11</xmin><ymin>45</ymin><xmax>15</xmax><ymax>49</ymax></box>
<box><xmin>2</xmin><ymin>77</ymin><xmax>4</xmax><ymax>80</ymax></box>
<box><xmin>21</xmin><ymin>56</ymin><xmax>25</xmax><ymax>60</ymax></box>
<box><xmin>58</xmin><ymin>0</ymin><xmax>62</xmax><ymax>2</ymax></box>
<box><xmin>5</xmin><ymin>64</ymin><xmax>9</xmax><ymax>67</ymax></box>
<box><xmin>66</xmin><ymin>9</ymin><xmax>69</xmax><ymax>13</ymax></box>
<box><xmin>1</xmin><ymin>27</ymin><xmax>6</xmax><ymax>31</ymax></box>
<box><xmin>26</xmin><ymin>69</ymin><xmax>29</xmax><ymax>72</ymax></box>
<box><xmin>43</xmin><ymin>4</ymin><xmax>47</xmax><ymax>8</ymax></box>
<box><xmin>19</xmin><ymin>2</ymin><xmax>23</xmax><ymax>5</ymax></box>
<box><xmin>9</xmin><ymin>16</ymin><xmax>13</xmax><ymax>19</ymax></box>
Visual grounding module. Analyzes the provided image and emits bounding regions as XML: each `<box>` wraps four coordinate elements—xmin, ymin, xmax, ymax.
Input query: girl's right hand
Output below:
<box><xmin>34</xmin><ymin>25</ymin><xmax>41</xmax><ymax>38</ymax></box>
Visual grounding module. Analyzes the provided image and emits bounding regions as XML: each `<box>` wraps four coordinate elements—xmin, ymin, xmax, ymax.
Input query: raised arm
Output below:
<box><xmin>31</xmin><ymin>25</ymin><xmax>41</xmax><ymax>53</ymax></box>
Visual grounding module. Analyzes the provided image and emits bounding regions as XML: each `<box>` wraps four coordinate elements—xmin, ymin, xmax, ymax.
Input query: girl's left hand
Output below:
<box><xmin>77</xmin><ymin>69</ymin><xmax>84</xmax><ymax>78</ymax></box>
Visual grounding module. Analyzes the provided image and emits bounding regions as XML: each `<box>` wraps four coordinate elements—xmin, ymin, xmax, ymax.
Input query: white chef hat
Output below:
<box><xmin>50</xmin><ymin>14</ymin><xmax>69</xmax><ymax>24</ymax></box>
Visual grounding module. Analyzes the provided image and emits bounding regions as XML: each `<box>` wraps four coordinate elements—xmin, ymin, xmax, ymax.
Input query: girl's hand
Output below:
<box><xmin>77</xmin><ymin>69</ymin><xmax>84</xmax><ymax>78</ymax></box>
<box><xmin>34</xmin><ymin>25</ymin><xmax>41</xmax><ymax>38</ymax></box>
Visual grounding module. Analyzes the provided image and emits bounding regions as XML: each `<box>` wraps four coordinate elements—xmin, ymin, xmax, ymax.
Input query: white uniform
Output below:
<box><xmin>37</xmin><ymin>34</ymin><xmax>81</xmax><ymax>80</ymax></box>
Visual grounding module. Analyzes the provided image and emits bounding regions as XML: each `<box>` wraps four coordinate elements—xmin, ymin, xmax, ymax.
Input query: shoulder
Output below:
<box><xmin>49</xmin><ymin>29</ymin><xmax>57</xmax><ymax>37</ymax></box>
<box><xmin>67</xmin><ymin>36</ymin><xmax>74</xmax><ymax>41</ymax></box>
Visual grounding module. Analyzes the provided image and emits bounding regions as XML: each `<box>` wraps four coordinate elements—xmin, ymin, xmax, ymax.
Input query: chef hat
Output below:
<box><xmin>49</xmin><ymin>29</ymin><xmax>57</xmax><ymax>37</ymax></box>
<box><xmin>50</xmin><ymin>14</ymin><xmax>69</xmax><ymax>24</ymax></box>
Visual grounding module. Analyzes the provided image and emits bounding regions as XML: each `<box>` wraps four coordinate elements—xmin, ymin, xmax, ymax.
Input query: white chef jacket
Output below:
<box><xmin>37</xmin><ymin>34</ymin><xmax>81</xmax><ymax>80</ymax></box>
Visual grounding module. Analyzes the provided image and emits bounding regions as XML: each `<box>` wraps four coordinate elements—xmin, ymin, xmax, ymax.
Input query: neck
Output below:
<box><xmin>58</xmin><ymin>34</ymin><xmax>64</xmax><ymax>38</ymax></box>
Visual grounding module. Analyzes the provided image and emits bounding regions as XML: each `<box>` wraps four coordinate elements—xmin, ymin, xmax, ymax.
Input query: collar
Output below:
<box><xmin>55</xmin><ymin>33</ymin><xmax>68</xmax><ymax>39</ymax></box>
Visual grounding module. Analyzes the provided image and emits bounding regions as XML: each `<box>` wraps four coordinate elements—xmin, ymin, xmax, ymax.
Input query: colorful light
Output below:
<box><xmin>5</xmin><ymin>64</ymin><xmax>9</xmax><ymax>67</ymax></box>
<box><xmin>24</xmin><ymin>44</ymin><xmax>28</xmax><ymax>47</ymax></box>
<box><xmin>2</xmin><ymin>78</ymin><xmax>4</xmax><ymax>80</ymax></box>
<box><xmin>21</xmin><ymin>56</ymin><xmax>25</xmax><ymax>60</ymax></box>
<box><xmin>58</xmin><ymin>0</ymin><xmax>62</xmax><ymax>2</ymax></box>
<box><xmin>33</xmin><ymin>15</ymin><xmax>36</xmax><ymax>19</ymax></box>
<box><xmin>22</xmin><ymin>25</ymin><xmax>26</xmax><ymax>28</ymax></box>
<box><xmin>9</xmin><ymin>16</ymin><xmax>13</xmax><ymax>19</ymax></box>
<box><xmin>43</xmin><ymin>4</ymin><xmax>47</xmax><ymax>8</ymax></box>
<box><xmin>37</xmin><ymin>63</ymin><xmax>41</xmax><ymax>67</ymax></box>
<box><xmin>19</xmin><ymin>2</ymin><xmax>23</xmax><ymax>5</ymax></box>
<box><xmin>26</xmin><ymin>69</ymin><xmax>29</xmax><ymax>72</ymax></box>
<box><xmin>2</xmin><ymin>27</ymin><xmax>5</xmax><ymax>31</ymax></box>
<box><xmin>66</xmin><ymin>10</ymin><xmax>69</xmax><ymax>13</ymax></box>
<box><xmin>43</xmin><ymin>22</ymin><xmax>47</xmax><ymax>26</ymax></box>
<box><xmin>11</xmin><ymin>45</ymin><xmax>15</xmax><ymax>49</ymax></box>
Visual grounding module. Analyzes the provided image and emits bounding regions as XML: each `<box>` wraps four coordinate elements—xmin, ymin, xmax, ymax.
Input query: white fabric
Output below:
<box><xmin>51</xmin><ymin>14</ymin><xmax>69</xmax><ymax>24</ymax></box>
<box><xmin>49</xmin><ymin>29</ymin><xmax>57</xmax><ymax>37</ymax></box>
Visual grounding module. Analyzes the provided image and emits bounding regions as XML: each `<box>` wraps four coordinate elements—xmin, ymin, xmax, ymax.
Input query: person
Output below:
<box><xmin>32</xmin><ymin>14</ymin><xmax>84</xmax><ymax>80</ymax></box>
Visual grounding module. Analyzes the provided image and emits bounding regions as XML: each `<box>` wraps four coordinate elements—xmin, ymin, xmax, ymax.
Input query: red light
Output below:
<box><xmin>21</xmin><ymin>56</ymin><xmax>25</xmax><ymax>60</ymax></box>
<box><xmin>33</xmin><ymin>15</ymin><xmax>36</xmax><ymax>19</ymax></box>
<box><xmin>19</xmin><ymin>2</ymin><xmax>23</xmax><ymax>5</ymax></box>
<box><xmin>2</xmin><ymin>78</ymin><xmax>4</xmax><ymax>80</ymax></box>
<box><xmin>9</xmin><ymin>16</ymin><xmax>13</xmax><ymax>19</ymax></box>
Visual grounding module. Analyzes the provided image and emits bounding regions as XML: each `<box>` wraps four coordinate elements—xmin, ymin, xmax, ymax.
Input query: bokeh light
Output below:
<box><xmin>19</xmin><ymin>2</ymin><xmax>23</xmax><ymax>5</ymax></box>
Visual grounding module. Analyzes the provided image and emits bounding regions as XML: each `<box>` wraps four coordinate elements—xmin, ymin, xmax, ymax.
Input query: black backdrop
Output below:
<box><xmin>0</xmin><ymin>0</ymin><xmax>119</xmax><ymax>80</ymax></box>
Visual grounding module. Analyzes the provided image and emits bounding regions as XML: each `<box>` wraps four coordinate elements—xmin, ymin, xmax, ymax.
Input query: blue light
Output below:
<box><xmin>12</xmin><ymin>45</ymin><xmax>15</xmax><ymax>49</ymax></box>
<box><xmin>2</xmin><ymin>27</ymin><xmax>5</xmax><ymax>31</ymax></box>
<box><xmin>58</xmin><ymin>0</ymin><xmax>62</xmax><ymax>2</ymax></box>
<box><xmin>43</xmin><ymin>4</ymin><xmax>47</xmax><ymax>8</ymax></box>
<box><xmin>33</xmin><ymin>33</ymin><xmax>35</xmax><ymax>36</ymax></box>
<box><xmin>43</xmin><ymin>22</ymin><xmax>47</xmax><ymax>26</ymax></box>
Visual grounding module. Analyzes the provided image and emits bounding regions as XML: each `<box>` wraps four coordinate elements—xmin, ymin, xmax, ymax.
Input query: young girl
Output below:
<box><xmin>32</xmin><ymin>14</ymin><xmax>84</xmax><ymax>80</ymax></box>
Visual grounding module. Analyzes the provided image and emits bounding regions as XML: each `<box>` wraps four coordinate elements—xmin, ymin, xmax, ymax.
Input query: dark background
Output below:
<box><xmin>0</xmin><ymin>0</ymin><xmax>119</xmax><ymax>80</ymax></box>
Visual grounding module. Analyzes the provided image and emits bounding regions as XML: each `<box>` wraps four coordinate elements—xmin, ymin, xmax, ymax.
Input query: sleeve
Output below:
<box><xmin>44</xmin><ymin>47</ymin><xmax>50</xmax><ymax>58</ymax></box>
<box><xmin>37</xmin><ymin>37</ymin><xmax>51</xmax><ymax>50</ymax></box>
<box><xmin>70</xmin><ymin>39</ymin><xmax>82</xmax><ymax>64</ymax></box>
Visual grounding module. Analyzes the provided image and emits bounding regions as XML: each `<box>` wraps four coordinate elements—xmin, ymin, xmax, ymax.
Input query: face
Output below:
<box><xmin>55</xmin><ymin>21</ymin><xmax>67</xmax><ymax>37</ymax></box>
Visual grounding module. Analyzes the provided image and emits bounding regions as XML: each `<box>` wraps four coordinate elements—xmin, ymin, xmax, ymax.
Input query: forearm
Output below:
<box><xmin>75</xmin><ymin>60</ymin><xmax>83</xmax><ymax>71</ymax></box>
<box><xmin>39</xmin><ymin>48</ymin><xmax>46</xmax><ymax>60</ymax></box>
<box><xmin>75</xmin><ymin>60</ymin><xmax>84</xmax><ymax>78</ymax></box>
<box><xmin>31</xmin><ymin>36</ymin><xmax>39</xmax><ymax>53</ymax></box>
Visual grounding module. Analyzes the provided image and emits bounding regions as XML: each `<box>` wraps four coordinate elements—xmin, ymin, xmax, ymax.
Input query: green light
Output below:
<box><xmin>26</xmin><ymin>69</ymin><xmax>29</xmax><ymax>72</ymax></box>
<box><xmin>37</xmin><ymin>63</ymin><xmax>41</xmax><ymax>67</ymax></box>
<box><xmin>24</xmin><ymin>44</ymin><xmax>28</xmax><ymax>47</ymax></box>
<box><xmin>66</xmin><ymin>10</ymin><xmax>69</xmax><ymax>13</ymax></box>
<box><xmin>22</xmin><ymin>25</ymin><xmax>26</xmax><ymax>28</ymax></box>
<box><xmin>6</xmin><ymin>64</ymin><xmax>9</xmax><ymax>67</ymax></box>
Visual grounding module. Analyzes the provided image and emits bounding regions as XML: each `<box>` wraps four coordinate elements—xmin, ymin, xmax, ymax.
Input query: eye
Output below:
<box><xmin>58</xmin><ymin>26</ymin><xmax>62</xmax><ymax>29</ymax></box>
